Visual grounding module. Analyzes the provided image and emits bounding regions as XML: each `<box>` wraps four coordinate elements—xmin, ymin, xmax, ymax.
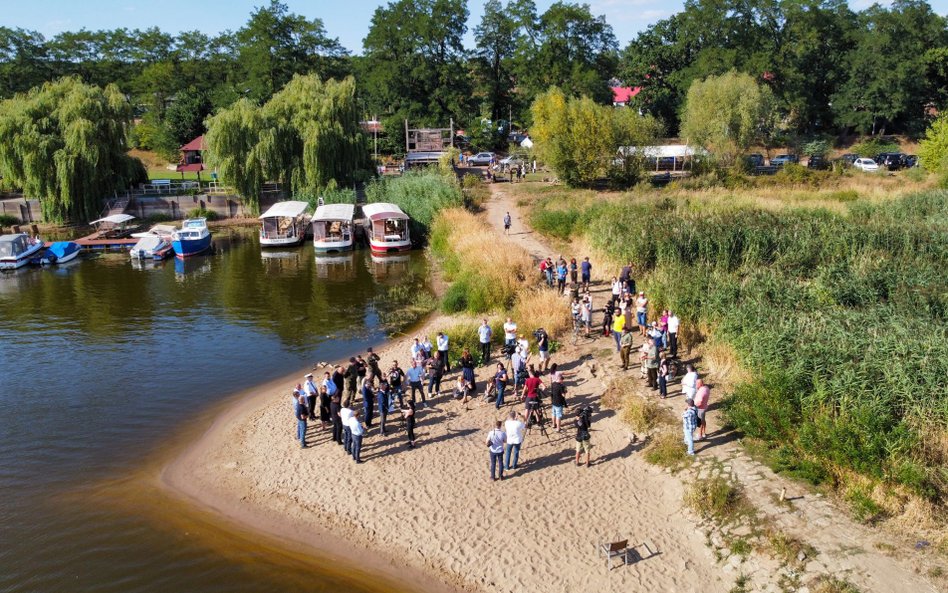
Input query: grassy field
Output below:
<box><xmin>512</xmin><ymin>179</ymin><xmax>948</xmax><ymax>516</ymax></box>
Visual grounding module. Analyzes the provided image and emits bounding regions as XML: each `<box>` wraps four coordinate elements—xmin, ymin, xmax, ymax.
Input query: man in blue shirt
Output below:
<box><xmin>580</xmin><ymin>257</ymin><xmax>592</xmax><ymax>290</ymax></box>
<box><xmin>682</xmin><ymin>398</ymin><xmax>698</xmax><ymax>456</ymax></box>
<box><xmin>406</xmin><ymin>359</ymin><xmax>426</xmax><ymax>407</ymax></box>
<box><xmin>376</xmin><ymin>379</ymin><xmax>390</xmax><ymax>436</ymax></box>
<box><xmin>478</xmin><ymin>319</ymin><xmax>492</xmax><ymax>366</ymax></box>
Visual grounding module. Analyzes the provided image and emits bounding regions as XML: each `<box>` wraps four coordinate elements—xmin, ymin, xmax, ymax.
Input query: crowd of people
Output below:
<box><xmin>290</xmin><ymin>243</ymin><xmax>712</xmax><ymax>473</ymax></box>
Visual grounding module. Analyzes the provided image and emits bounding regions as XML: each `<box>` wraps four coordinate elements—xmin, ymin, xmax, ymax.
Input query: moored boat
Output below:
<box><xmin>39</xmin><ymin>241</ymin><xmax>81</xmax><ymax>265</ymax></box>
<box><xmin>259</xmin><ymin>200</ymin><xmax>310</xmax><ymax>247</ymax></box>
<box><xmin>362</xmin><ymin>202</ymin><xmax>411</xmax><ymax>254</ymax></box>
<box><xmin>89</xmin><ymin>214</ymin><xmax>139</xmax><ymax>239</ymax></box>
<box><xmin>129</xmin><ymin>224</ymin><xmax>176</xmax><ymax>260</ymax></box>
<box><xmin>0</xmin><ymin>233</ymin><xmax>44</xmax><ymax>270</ymax></box>
<box><xmin>312</xmin><ymin>203</ymin><xmax>355</xmax><ymax>253</ymax></box>
<box><xmin>171</xmin><ymin>218</ymin><xmax>212</xmax><ymax>258</ymax></box>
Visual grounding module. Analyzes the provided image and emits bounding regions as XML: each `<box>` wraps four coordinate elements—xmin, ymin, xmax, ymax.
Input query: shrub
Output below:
<box><xmin>644</xmin><ymin>429</ymin><xmax>693</xmax><ymax>470</ymax></box>
<box><xmin>851</xmin><ymin>138</ymin><xmax>900</xmax><ymax>157</ymax></box>
<box><xmin>685</xmin><ymin>475</ymin><xmax>749</xmax><ymax>523</ymax></box>
<box><xmin>186</xmin><ymin>207</ymin><xmax>218</xmax><ymax>220</ymax></box>
<box><xmin>622</xmin><ymin>395</ymin><xmax>670</xmax><ymax>433</ymax></box>
<box><xmin>0</xmin><ymin>214</ymin><xmax>20</xmax><ymax>226</ymax></box>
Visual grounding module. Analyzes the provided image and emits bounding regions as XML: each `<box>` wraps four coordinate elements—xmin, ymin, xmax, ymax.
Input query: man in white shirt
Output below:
<box><xmin>504</xmin><ymin>411</ymin><xmax>526</xmax><ymax>470</ymax></box>
<box><xmin>410</xmin><ymin>337</ymin><xmax>423</xmax><ymax>362</ymax></box>
<box><xmin>303</xmin><ymin>373</ymin><xmax>318</xmax><ymax>421</ymax></box>
<box><xmin>503</xmin><ymin>317</ymin><xmax>518</xmax><ymax>349</ymax></box>
<box><xmin>436</xmin><ymin>332</ymin><xmax>450</xmax><ymax>371</ymax></box>
<box><xmin>486</xmin><ymin>420</ymin><xmax>507</xmax><ymax>481</ymax></box>
<box><xmin>682</xmin><ymin>364</ymin><xmax>699</xmax><ymax>400</ymax></box>
<box><xmin>346</xmin><ymin>410</ymin><xmax>364</xmax><ymax>463</ymax></box>
<box><xmin>340</xmin><ymin>404</ymin><xmax>354</xmax><ymax>454</ymax></box>
<box><xmin>667</xmin><ymin>311</ymin><xmax>680</xmax><ymax>358</ymax></box>
<box><xmin>478</xmin><ymin>319</ymin><xmax>492</xmax><ymax>366</ymax></box>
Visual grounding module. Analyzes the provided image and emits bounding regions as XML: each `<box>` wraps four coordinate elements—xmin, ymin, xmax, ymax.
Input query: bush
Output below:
<box><xmin>851</xmin><ymin>137</ymin><xmax>900</xmax><ymax>158</ymax></box>
<box><xmin>622</xmin><ymin>395</ymin><xmax>670</xmax><ymax>433</ymax></box>
<box><xmin>0</xmin><ymin>214</ymin><xmax>20</xmax><ymax>226</ymax></box>
<box><xmin>644</xmin><ymin>429</ymin><xmax>693</xmax><ymax>470</ymax></box>
<box><xmin>186</xmin><ymin>207</ymin><xmax>218</xmax><ymax>221</ymax></box>
<box><xmin>685</xmin><ymin>475</ymin><xmax>749</xmax><ymax>523</ymax></box>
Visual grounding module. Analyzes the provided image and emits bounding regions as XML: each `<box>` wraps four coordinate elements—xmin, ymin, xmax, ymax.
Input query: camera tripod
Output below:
<box><xmin>526</xmin><ymin>401</ymin><xmax>551</xmax><ymax>440</ymax></box>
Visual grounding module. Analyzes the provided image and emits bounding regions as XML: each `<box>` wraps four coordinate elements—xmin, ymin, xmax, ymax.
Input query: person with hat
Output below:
<box><xmin>302</xmin><ymin>374</ymin><xmax>318</xmax><ymax>421</ymax></box>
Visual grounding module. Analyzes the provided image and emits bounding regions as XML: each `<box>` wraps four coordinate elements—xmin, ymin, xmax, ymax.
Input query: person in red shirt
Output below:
<box><xmin>520</xmin><ymin>370</ymin><xmax>545</xmax><ymax>427</ymax></box>
<box><xmin>694</xmin><ymin>379</ymin><xmax>711</xmax><ymax>440</ymax></box>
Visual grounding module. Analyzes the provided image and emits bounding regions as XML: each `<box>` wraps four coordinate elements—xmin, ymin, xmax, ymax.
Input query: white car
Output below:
<box><xmin>853</xmin><ymin>158</ymin><xmax>879</xmax><ymax>172</ymax></box>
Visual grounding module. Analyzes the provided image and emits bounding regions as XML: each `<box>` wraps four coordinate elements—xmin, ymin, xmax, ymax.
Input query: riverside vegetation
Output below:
<box><xmin>519</xmin><ymin>183</ymin><xmax>948</xmax><ymax>528</ymax></box>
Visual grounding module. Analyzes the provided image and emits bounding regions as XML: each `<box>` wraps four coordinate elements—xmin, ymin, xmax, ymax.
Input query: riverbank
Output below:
<box><xmin>158</xmin><ymin>194</ymin><xmax>736</xmax><ymax>593</ymax></box>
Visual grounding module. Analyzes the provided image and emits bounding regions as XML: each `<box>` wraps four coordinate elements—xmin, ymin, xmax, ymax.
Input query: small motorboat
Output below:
<box><xmin>171</xmin><ymin>218</ymin><xmax>212</xmax><ymax>258</ymax></box>
<box><xmin>0</xmin><ymin>233</ymin><xmax>45</xmax><ymax>270</ymax></box>
<box><xmin>130</xmin><ymin>224</ymin><xmax>176</xmax><ymax>260</ymax></box>
<box><xmin>38</xmin><ymin>241</ymin><xmax>81</xmax><ymax>265</ymax></box>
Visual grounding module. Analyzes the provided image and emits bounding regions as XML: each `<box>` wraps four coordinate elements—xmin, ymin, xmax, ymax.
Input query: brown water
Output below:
<box><xmin>0</xmin><ymin>228</ymin><xmax>430</xmax><ymax>593</ymax></box>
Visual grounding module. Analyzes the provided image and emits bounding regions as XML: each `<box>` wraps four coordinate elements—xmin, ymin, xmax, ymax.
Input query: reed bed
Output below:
<box><xmin>365</xmin><ymin>170</ymin><xmax>465</xmax><ymax>238</ymax></box>
<box><xmin>518</xmin><ymin>184</ymin><xmax>948</xmax><ymax>505</ymax></box>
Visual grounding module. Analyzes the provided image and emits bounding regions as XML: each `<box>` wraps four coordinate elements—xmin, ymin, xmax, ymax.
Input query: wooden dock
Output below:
<box><xmin>44</xmin><ymin>232</ymin><xmax>138</xmax><ymax>252</ymax></box>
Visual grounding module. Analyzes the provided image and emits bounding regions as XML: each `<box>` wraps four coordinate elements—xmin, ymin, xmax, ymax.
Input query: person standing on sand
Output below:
<box><xmin>460</xmin><ymin>348</ymin><xmax>477</xmax><ymax>393</ymax></box>
<box><xmin>487</xmin><ymin>421</ymin><xmax>507</xmax><ymax>481</ymax></box>
<box><xmin>612</xmin><ymin>310</ymin><xmax>626</xmax><ymax>352</ymax></box>
<box><xmin>646</xmin><ymin>339</ymin><xmax>660</xmax><ymax>390</ymax></box>
<box><xmin>569</xmin><ymin>257</ymin><xmax>578</xmax><ymax>285</ymax></box>
<box><xmin>619</xmin><ymin>327</ymin><xmax>634</xmax><ymax>370</ymax></box>
<box><xmin>574</xmin><ymin>408</ymin><xmax>592</xmax><ymax>467</ymax></box>
<box><xmin>330</xmin><ymin>380</ymin><xmax>344</xmax><ymax>446</ymax></box>
<box><xmin>427</xmin><ymin>351</ymin><xmax>445</xmax><ymax>398</ymax></box>
<box><xmin>636</xmin><ymin>292</ymin><xmax>649</xmax><ymax>337</ymax></box>
<box><xmin>667</xmin><ymin>310</ymin><xmax>680</xmax><ymax>358</ymax></box>
<box><xmin>295</xmin><ymin>394</ymin><xmax>308</xmax><ymax>448</ymax></box>
<box><xmin>347</xmin><ymin>409</ymin><xmax>364</xmax><ymax>463</ymax></box>
<box><xmin>406</xmin><ymin>359</ymin><xmax>426</xmax><ymax>407</ymax></box>
<box><xmin>478</xmin><ymin>318</ymin><xmax>492</xmax><ymax>366</ymax></box>
<box><xmin>536</xmin><ymin>328</ymin><xmax>550</xmax><ymax>372</ymax></box>
<box><xmin>544</xmin><ymin>257</ymin><xmax>555</xmax><ymax>287</ymax></box>
<box><xmin>356</xmin><ymin>355</ymin><xmax>367</xmax><ymax>382</ymax></box>
<box><xmin>361</xmin><ymin>374</ymin><xmax>375</xmax><ymax>428</ymax></box>
<box><xmin>411</xmin><ymin>337</ymin><xmax>423</xmax><ymax>363</ymax></box>
<box><xmin>303</xmin><ymin>373</ymin><xmax>318</xmax><ymax>421</ymax></box>
<box><xmin>345</xmin><ymin>358</ymin><xmax>360</xmax><ymax>404</ymax></box>
<box><xmin>376</xmin><ymin>379</ymin><xmax>390</xmax><ymax>436</ymax></box>
<box><xmin>421</xmin><ymin>336</ymin><xmax>434</xmax><ymax>360</ymax></box>
<box><xmin>549</xmin><ymin>373</ymin><xmax>567</xmax><ymax>431</ymax></box>
<box><xmin>580</xmin><ymin>257</ymin><xmax>592</xmax><ymax>290</ymax></box>
<box><xmin>556</xmin><ymin>259</ymin><xmax>568</xmax><ymax>294</ymax></box>
<box><xmin>694</xmin><ymin>379</ymin><xmax>710</xmax><ymax>440</ymax></box>
<box><xmin>511</xmin><ymin>345</ymin><xmax>527</xmax><ymax>392</ymax></box>
<box><xmin>503</xmin><ymin>212</ymin><xmax>512</xmax><ymax>235</ymax></box>
<box><xmin>504</xmin><ymin>411</ymin><xmax>525</xmax><ymax>470</ymax></box>
<box><xmin>367</xmin><ymin>348</ymin><xmax>381</xmax><ymax>379</ymax></box>
<box><xmin>683</xmin><ymin>398</ymin><xmax>698</xmax><ymax>456</ymax></box>
<box><xmin>503</xmin><ymin>317</ymin><xmax>518</xmax><ymax>350</ymax></box>
<box><xmin>436</xmin><ymin>331</ymin><xmax>450</xmax><ymax>372</ymax></box>
<box><xmin>388</xmin><ymin>361</ymin><xmax>405</xmax><ymax>409</ymax></box>
<box><xmin>658</xmin><ymin>353</ymin><xmax>670</xmax><ymax>399</ymax></box>
<box><xmin>320</xmin><ymin>372</ymin><xmax>334</xmax><ymax>428</ymax></box>
<box><xmin>682</xmin><ymin>364</ymin><xmax>698</xmax><ymax>400</ymax></box>
<box><xmin>402</xmin><ymin>402</ymin><xmax>416</xmax><ymax>448</ymax></box>
<box><xmin>340</xmin><ymin>402</ymin><xmax>354</xmax><ymax>454</ymax></box>
<box><xmin>493</xmin><ymin>362</ymin><xmax>508</xmax><ymax>408</ymax></box>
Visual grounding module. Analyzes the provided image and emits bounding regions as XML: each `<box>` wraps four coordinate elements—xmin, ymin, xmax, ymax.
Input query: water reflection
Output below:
<box><xmin>314</xmin><ymin>252</ymin><xmax>357</xmax><ymax>281</ymax></box>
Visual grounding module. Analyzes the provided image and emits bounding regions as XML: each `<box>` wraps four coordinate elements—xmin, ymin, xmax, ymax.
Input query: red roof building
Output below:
<box><xmin>177</xmin><ymin>135</ymin><xmax>206</xmax><ymax>173</ymax></box>
<box><xmin>611</xmin><ymin>86</ymin><xmax>642</xmax><ymax>106</ymax></box>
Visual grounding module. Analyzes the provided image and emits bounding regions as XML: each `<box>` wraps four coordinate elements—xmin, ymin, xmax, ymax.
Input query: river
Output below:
<box><xmin>0</xmin><ymin>227</ymin><xmax>430</xmax><ymax>593</ymax></box>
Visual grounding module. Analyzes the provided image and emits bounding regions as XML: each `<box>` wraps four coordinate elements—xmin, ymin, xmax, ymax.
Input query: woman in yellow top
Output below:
<box><xmin>612</xmin><ymin>311</ymin><xmax>626</xmax><ymax>352</ymax></box>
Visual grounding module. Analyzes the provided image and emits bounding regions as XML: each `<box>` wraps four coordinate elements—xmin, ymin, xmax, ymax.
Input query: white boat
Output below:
<box><xmin>0</xmin><ymin>233</ymin><xmax>44</xmax><ymax>270</ymax></box>
<box><xmin>259</xmin><ymin>200</ymin><xmax>310</xmax><ymax>247</ymax></box>
<box><xmin>129</xmin><ymin>224</ymin><xmax>176</xmax><ymax>260</ymax></box>
<box><xmin>362</xmin><ymin>202</ymin><xmax>411</xmax><ymax>254</ymax></box>
<box><xmin>312</xmin><ymin>203</ymin><xmax>355</xmax><ymax>253</ymax></box>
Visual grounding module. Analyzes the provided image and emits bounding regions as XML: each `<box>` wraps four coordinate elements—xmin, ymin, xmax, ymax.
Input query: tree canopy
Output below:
<box><xmin>0</xmin><ymin>77</ymin><xmax>145</xmax><ymax>223</ymax></box>
<box><xmin>680</xmin><ymin>71</ymin><xmax>776</xmax><ymax>165</ymax></box>
<box><xmin>204</xmin><ymin>75</ymin><xmax>370</xmax><ymax>214</ymax></box>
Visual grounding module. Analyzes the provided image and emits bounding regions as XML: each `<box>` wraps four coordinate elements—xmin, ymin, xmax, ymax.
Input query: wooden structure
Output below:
<box><xmin>404</xmin><ymin>119</ymin><xmax>454</xmax><ymax>167</ymax></box>
<box><xmin>176</xmin><ymin>135</ymin><xmax>207</xmax><ymax>177</ymax></box>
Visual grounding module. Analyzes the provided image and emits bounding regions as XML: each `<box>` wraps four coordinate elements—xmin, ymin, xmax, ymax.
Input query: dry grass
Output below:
<box><xmin>693</xmin><ymin>337</ymin><xmax>751</xmax><ymax>396</ymax></box>
<box><xmin>644</xmin><ymin>429</ymin><xmax>693</xmax><ymax>470</ymax></box>
<box><xmin>512</xmin><ymin>287</ymin><xmax>572</xmax><ymax>340</ymax></box>
<box><xmin>685</xmin><ymin>475</ymin><xmax>753</xmax><ymax>525</ymax></box>
<box><xmin>810</xmin><ymin>575</ymin><xmax>861</xmax><ymax>593</ymax></box>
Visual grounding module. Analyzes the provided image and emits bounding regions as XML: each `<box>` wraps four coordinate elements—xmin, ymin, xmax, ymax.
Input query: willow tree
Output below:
<box><xmin>0</xmin><ymin>77</ymin><xmax>146</xmax><ymax>223</ymax></box>
<box><xmin>204</xmin><ymin>74</ymin><xmax>369</xmax><ymax>214</ymax></box>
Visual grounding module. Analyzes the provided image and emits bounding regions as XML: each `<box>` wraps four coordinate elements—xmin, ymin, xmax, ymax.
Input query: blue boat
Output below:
<box><xmin>40</xmin><ymin>241</ymin><xmax>81</xmax><ymax>265</ymax></box>
<box><xmin>171</xmin><ymin>218</ymin><xmax>212</xmax><ymax>259</ymax></box>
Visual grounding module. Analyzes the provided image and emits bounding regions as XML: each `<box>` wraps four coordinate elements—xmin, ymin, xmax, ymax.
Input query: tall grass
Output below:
<box><xmin>523</xmin><ymin>187</ymin><xmax>948</xmax><ymax>502</ymax></box>
<box><xmin>365</xmin><ymin>170</ymin><xmax>464</xmax><ymax>238</ymax></box>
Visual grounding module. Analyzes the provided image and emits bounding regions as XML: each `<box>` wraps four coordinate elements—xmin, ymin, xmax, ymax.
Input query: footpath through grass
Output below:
<box><xmin>521</xmin><ymin>184</ymin><xmax>948</xmax><ymax>511</ymax></box>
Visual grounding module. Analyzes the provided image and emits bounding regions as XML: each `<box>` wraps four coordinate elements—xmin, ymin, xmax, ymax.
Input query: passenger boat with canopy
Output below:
<box><xmin>362</xmin><ymin>202</ymin><xmax>411</xmax><ymax>254</ymax></box>
<box><xmin>259</xmin><ymin>200</ymin><xmax>310</xmax><ymax>248</ymax></box>
<box><xmin>312</xmin><ymin>203</ymin><xmax>355</xmax><ymax>253</ymax></box>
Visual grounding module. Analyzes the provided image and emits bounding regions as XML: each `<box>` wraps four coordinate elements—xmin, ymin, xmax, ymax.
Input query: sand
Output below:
<box><xmin>160</xmin><ymin>182</ymin><xmax>939</xmax><ymax>593</ymax></box>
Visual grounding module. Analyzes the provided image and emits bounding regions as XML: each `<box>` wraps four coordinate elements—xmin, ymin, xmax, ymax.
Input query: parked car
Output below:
<box><xmin>806</xmin><ymin>155</ymin><xmax>830</xmax><ymax>170</ymax></box>
<box><xmin>904</xmin><ymin>154</ymin><xmax>919</xmax><ymax>168</ymax></box>
<box><xmin>874</xmin><ymin>152</ymin><xmax>906</xmax><ymax>170</ymax></box>
<box><xmin>468</xmin><ymin>152</ymin><xmax>496</xmax><ymax>166</ymax></box>
<box><xmin>770</xmin><ymin>154</ymin><xmax>799</xmax><ymax>167</ymax></box>
<box><xmin>745</xmin><ymin>153</ymin><xmax>765</xmax><ymax>168</ymax></box>
<box><xmin>853</xmin><ymin>158</ymin><xmax>880</xmax><ymax>172</ymax></box>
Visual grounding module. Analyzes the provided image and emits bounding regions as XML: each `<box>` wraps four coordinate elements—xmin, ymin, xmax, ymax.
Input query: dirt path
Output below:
<box><xmin>486</xmin><ymin>182</ymin><xmax>942</xmax><ymax>593</ymax></box>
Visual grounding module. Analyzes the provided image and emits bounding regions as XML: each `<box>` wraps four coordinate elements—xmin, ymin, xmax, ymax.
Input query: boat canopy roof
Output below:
<box><xmin>90</xmin><ymin>214</ymin><xmax>136</xmax><ymax>225</ymax></box>
<box><xmin>362</xmin><ymin>202</ymin><xmax>407</xmax><ymax>221</ymax></box>
<box><xmin>131</xmin><ymin>224</ymin><xmax>177</xmax><ymax>238</ymax></box>
<box><xmin>313</xmin><ymin>203</ymin><xmax>355</xmax><ymax>222</ymax></box>
<box><xmin>259</xmin><ymin>200</ymin><xmax>310</xmax><ymax>220</ymax></box>
<box><xmin>0</xmin><ymin>233</ymin><xmax>27</xmax><ymax>243</ymax></box>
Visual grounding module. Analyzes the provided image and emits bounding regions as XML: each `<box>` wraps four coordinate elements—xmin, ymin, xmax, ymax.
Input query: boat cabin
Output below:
<box><xmin>312</xmin><ymin>203</ymin><xmax>355</xmax><ymax>252</ymax></box>
<box><xmin>362</xmin><ymin>202</ymin><xmax>411</xmax><ymax>254</ymax></box>
<box><xmin>258</xmin><ymin>200</ymin><xmax>310</xmax><ymax>247</ymax></box>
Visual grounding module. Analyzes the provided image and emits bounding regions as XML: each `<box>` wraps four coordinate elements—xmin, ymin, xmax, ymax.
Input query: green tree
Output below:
<box><xmin>531</xmin><ymin>87</ymin><xmax>660</xmax><ymax>186</ymax></box>
<box><xmin>0</xmin><ymin>77</ymin><xmax>146</xmax><ymax>223</ymax></box>
<box><xmin>918</xmin><ymin>114</ymin><xmax>948</xmax><ymax>171</ymax></box>
<box><xmin>474</xmin><ymin>0</ymin><xmax>518</xmax><ymax>124</ymax></box>
<box><xmin>236</xmin><ymin>0</ymin><xmax>349</xmax><ymax>102</ymax></box>
<box><xmin>164</xmin><ymin>88</ymin><xmax>213</xmax><ymax>146</ymax></box>
<box><xmin>0</xmin><ymin>27</ymin><xmax>50</xmax><ymax>98</ymax></box>
<box><xmin>680</xmin><ymin>71</ymin><xmax>775</xmax><ymax>165</ymax></box>
<box><xmin>204</xmin><ymin>75</ymin><xmax>370</xmax><ymax>213</ymax></box>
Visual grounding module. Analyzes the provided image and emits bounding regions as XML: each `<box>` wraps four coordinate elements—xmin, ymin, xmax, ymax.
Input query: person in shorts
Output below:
<box><xmin>574</xmin><ymin>409</ymin><xmax>593</xmax><ymax>467</ymax></box>
<box><xmin>549</xmin><ymin>373</ymin><xmax>567</xmax><ymax>431</ymax></box>
<box><xmin>536</xmin><ymin>328</ymin><xmax>550</xmax><ymax>371</ymax></box>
